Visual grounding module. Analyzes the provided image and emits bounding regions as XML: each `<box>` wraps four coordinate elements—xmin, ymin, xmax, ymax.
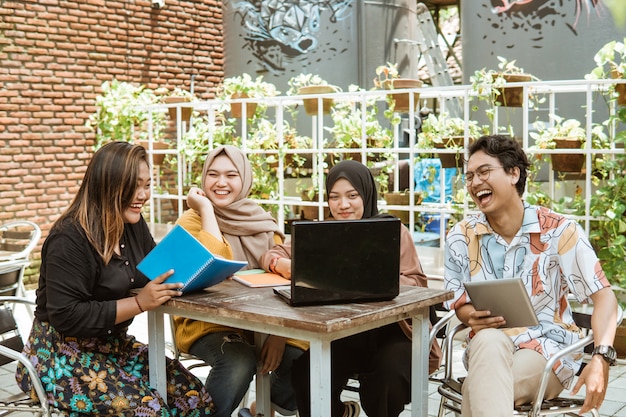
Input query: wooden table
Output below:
<box><xmin>147</xmin><ymin>280</ymin><xmax>452</xmax><ymax>416</ymax></box>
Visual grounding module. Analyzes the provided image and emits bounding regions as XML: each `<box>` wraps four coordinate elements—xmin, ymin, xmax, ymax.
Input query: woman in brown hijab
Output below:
<box><xmin>173</xmin><ymin>145</ymin><xmax>306</xmax><ymax>417</ymax></box>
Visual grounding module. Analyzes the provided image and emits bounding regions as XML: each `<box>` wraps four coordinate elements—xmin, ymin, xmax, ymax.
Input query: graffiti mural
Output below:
<box><xmin>482</xmin><ymin>0</ymin><xmax>607</xmax><ymax>49</ymax></box>
<box><xmin>225</xmin><ymin>0</ymin><xmax>355</xmax><ymax>73</ymax></box>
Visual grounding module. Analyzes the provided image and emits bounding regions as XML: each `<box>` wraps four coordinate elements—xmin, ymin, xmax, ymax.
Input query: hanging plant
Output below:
<box><xmin>87</xmin><ymin>79</ymin><xmax>167</xmax><ymax>150</ymax></box>
<box><xmin>373</xmin><ymin>62</ymin><xmax>422</xmax><ymax>114</ymax></box>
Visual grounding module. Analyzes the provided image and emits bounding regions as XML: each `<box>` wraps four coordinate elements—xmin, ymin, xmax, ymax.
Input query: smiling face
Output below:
<box><xmin>203</xmin><ymin>154</ymin><xmax>243</xmax><ymax>208</ymax></box>
<box><xmin>465</xmin><ymin>150</ymin><xmax>520</xmax><ymax>216</ymax></box>
<box><xmin>328</xmin><ymin>178</ymin><xmax>364</xmax><ymax>220</ymax></box>
<box><xmin>122</xmin><ymin>161</ymin><xmax>151</xmax><ymax>224</ymax></box>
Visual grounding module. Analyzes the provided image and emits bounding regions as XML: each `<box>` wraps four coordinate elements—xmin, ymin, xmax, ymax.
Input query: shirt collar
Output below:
<box><xmin>472</xmin><ymin>201</ymin><xmax>541</xmax><ymax>236</ymax></box>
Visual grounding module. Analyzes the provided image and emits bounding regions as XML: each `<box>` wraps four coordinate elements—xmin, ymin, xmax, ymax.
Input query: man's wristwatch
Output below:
<box><xmin>592</xmin><ymin>345</ymin><xmax>617</xmax><ymax>366</ymax></box>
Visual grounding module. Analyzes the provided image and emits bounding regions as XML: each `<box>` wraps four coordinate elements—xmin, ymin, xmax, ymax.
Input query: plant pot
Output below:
<box><xmin>230</xmin><ymin>92</ymin><xmax>258</xmax><ymax>119</ymax></box>
<box><xmin>551</xmin><ymin>138</ymin><xmax>584</xmax><ymax>173</ymax></box>
<box><xmin>615</xmin><ymin>321</ymin><xmax>626</xmax><ymax>359</ymax></box>
<box><xmin>383</xmin><ymin>191</ymin><xmax>423</xmax><ymax>224</ymax></box>
<box><xmin>299</xmin><ymin>85</ymin><xmax>336</xmax><ymax>116</ymax></box>
<box><xmin>434</xmin><ymin>136</ymin><xmax>469</xmax><ymax>168</ymax></box>
<box><xmin>139</xmin><ymin>140</ymin><xmax>169</xmax><ymax>166</ymax></box>
<box><xmin>268</xmin><ymin>153</ymin><xmax>314</xmax><ymax>171</ymax></box>
<box><xmin>616</xmin><ymin>83</ymin><xmax>626</xmax><ymax>106</ymax></box>
<box><xmin>385</xmin><ymin>79</ymin><xmax>423</xmax><ymax>113</ymax></box>
<box><xmin>494</xmin><ymin>73</ymin><xmax>532</xmax><ymax>107</ymax></box>
<box><xmin>340</xmin><ymin>138</ymin><xmax>387</xmax><ymax>163</ymax></box>
<box><xmin>165</xmin><ymin>96</ymin><xmax>192</xmax><ymax>123</ymax></box>
<box><xmin>610</xmin><ymin>70</ymin><xmax>626</xmax><ymax>106</ymax></box>
<box><xmin>300</xmin><ymin>190</ymin><xmax>330</xmax><ymax>220</ymax></box>
<box><xmin>167</xmin><ymin>186</ymin><xmax>190</xmax><ymax>213</ymax></box>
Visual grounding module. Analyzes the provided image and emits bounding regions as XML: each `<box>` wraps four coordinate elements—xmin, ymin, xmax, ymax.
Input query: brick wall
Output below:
<box><xmin>0</xmin><ymin>0</ymin><xmax>224</xmax><ymax>286</ymax></box>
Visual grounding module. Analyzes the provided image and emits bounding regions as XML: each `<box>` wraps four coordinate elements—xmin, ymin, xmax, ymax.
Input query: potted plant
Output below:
<box><xmin>585</xmin><ymin>38</ymin><xmax>626</xmax><ymax>106</ymax></box>
<box><xmin>163</xmin><ymin>87</ymin><xmax>195</xmax><ymax>124</ymax></box>
<box><xmin>287</xmin><ymin>73</ymin><xmax>338</xmax><ymax>116</ymax></box>
<box><xmin>88</xmin><ymin>80</ymin><xmax>171</xmax><ymax>166</ymax></box>
<box><xmin>417</xmin><ymin>113</ymin><xmax>488</xmax><ymax>168</ymax></box>
<box><xmin>383</xmin><ymin>189</ymin><xmax>424</xmax><ymax>225</ymax></box>
<box><xmin>588</xmin><ymin>107</ymin><xmax>626</xmax><ymax>357</ymax></box>
<box><xmin>324</xmin><ymin>85</ymin><xmax>394</xmax><ymax>165</ymax></box>
<box><xmin>373</xmin><ymin>62</ymin><xmax>423</xmax><ymax>114</ymax></box>
<box><xmin>530</xmin><ymin>114</ymin><xmax>608</xmax><ymax>173</ymax></box>
<box><xmin>217</xmin><ymin>73</ymin><xmax>278</xmax><ymax>119</ymax></box>
<box><xmin>590</xmin><ymin>155</ymin><xmax>626</xmax><ymax>282</ymax></box>
<box><xmin>530</xmin><ymin>115</ymin><xmax>586</xmax><ymax>173</ymax></box>
<box><xmin>589</xmin><ymin>106</ymin><xmax>626</xmax><ymax>287</ymax></box>
<box><xmin>470</xmin><ymin>56</ymin><xmax>539</xmax><ymax>108</ymax></box>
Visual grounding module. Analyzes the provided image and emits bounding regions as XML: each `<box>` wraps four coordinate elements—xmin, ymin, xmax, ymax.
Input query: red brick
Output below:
<box><xmin>0</xmin><ymin>0</ymin><xmax>224</xmax><ymax>275</ymax></box>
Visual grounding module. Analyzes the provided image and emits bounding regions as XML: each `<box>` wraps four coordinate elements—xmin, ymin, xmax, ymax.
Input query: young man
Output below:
<box><xmin>444</xmin><ymin>135</ymin><xmax>618</xmax><ymax>416</ymax></box>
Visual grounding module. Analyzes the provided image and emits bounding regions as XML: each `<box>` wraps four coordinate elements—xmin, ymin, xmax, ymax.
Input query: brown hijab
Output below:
<box><xmin>201</xmin><ymin>145</ymin><xmax>284</xmax><ymax>267</ymax></box>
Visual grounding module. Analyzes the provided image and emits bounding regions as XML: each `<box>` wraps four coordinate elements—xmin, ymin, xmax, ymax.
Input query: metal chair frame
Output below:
<box><xmin>0</xmin><ymin>295</ymin><xmax>56</xmax><ymax>416</ymax></box>
<box><xmin>0</xmin><ymin>221</ymin><xmax>42</xmax><ymax>263</ymax></box>
<box><xmin>0</xmin><ymin>221</ymin><xmax>42</xmax><ymax>319</ymax></box>
<box><xmin>437</xmin><ymin>306</ymin><xmax>624</xmax><ymax>417</ymax></box>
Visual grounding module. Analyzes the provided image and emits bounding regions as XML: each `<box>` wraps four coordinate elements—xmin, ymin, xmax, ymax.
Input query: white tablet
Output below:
<box><xmin>464</xmin><ymin>278</ymin><xmax>539</xmax><ymax>327</ymax></box>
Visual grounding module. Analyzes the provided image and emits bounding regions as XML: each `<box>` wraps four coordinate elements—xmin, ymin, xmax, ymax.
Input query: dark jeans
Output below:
<box><xmin>292</xmin><ymin>323</ymin><xmax>412</xmax><ymax>417</ymax></box>
<box><xmin>189</xmin><ymin>331</ymin><xmax>304</xmax><ymax>417</ymax></box>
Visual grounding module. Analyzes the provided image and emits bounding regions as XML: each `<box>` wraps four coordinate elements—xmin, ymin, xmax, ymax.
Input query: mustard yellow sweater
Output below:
<box><xmin>173</xmin><ymin>210</ymin><xmax>308</xmax><ymax>352</ymax></box>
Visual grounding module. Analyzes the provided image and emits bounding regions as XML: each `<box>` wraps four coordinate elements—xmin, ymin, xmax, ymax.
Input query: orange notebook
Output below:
<box><xmin>232</xmin><ymin>269</ymin><xmax>290</xmax><ymax>288</ymax></box>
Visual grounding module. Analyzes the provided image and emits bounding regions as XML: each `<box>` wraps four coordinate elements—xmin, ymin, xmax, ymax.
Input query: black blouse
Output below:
<box><xmin>34</xmin><ymin>216</ymin><xmax>155</xmax><ymax>338</ymax></box>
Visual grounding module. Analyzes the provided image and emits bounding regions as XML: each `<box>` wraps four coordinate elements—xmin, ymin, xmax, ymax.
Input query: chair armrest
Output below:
<box><xmin>531</xmin><ymin>332</ymin><xmax>594</xmax><ymax>415</ymax></box>
<box><xmin>0</xmin><ymin>344</ymin><xmax>49</xmax><ymax>410</ymax></box>
<box><xmin>0</xmin><ymin>296</ymin><xmax>36</xmax><ymax>306</ymax></box>
<box><xmin>0</xmin><ymin>260</ymin><xmax>30</xmax><ymax>275</ymax></box>
<box><xmin>531</xmin><ymin>304</ymin><xmax>624</xmax><ymax>415</ymax></box>
<box><xmin>0</xmin><ymin>295</ymin><xmax>48</xmax><ymax>412</ymax></box>
<box><xmin>442</xmin><ymin>321</ymin><xmax>467</xmax><ymax>380</ymax></box>
<box><xmin>429</xmin><ymin>309</ymin><xmax>456</xmax><ymax>348</ymax></box>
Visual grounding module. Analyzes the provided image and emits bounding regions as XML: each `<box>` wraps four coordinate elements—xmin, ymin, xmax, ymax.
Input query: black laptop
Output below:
<box><xmin>273</xmin><ymin>217</ymin><xmax>401</xmax><ymax>306</ymax></box>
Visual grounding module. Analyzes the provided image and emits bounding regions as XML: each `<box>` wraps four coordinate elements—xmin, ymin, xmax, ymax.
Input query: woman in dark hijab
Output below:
<box><xmin>261</xmin><ymin>160</ymin><xmax>441</xmax><ymax>417</ymax></box>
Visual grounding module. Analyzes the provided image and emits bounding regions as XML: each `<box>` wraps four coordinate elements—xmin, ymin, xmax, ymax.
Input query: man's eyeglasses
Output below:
<box><xmin>463</xmin><ymin>165</ymin><xmax>503</xmax><ymax>185</ymax></box>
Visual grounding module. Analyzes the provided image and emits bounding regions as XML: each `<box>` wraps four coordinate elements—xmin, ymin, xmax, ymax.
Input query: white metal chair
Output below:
<box><xmin>0</xmin><ymin>221</ymin><xmax>41</xmax><ymax>310</ymax></box>
<box><xmin>0</xmin><ymin>295</ymin><xmax>56</xmax><ymax>416</ymax></box>
<box><xmin>0</xmin><ymin>220</ymin><xmax>41</xmax><ymax>263</ymax></box>
<box><xmin>437</xmin><ymin>306</ymin><xmax>624</xmax><ymax>417</ymax></box>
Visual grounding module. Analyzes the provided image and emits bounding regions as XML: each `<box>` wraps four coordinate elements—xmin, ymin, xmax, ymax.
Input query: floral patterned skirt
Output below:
<box><xmin>16</xmin><ymin>318</ymin><xmax>214</xmax><ymax>416</ymax></box>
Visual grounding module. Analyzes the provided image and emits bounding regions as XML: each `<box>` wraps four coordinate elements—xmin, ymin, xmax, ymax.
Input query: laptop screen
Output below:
<box><xmin>289</xmin><ymin>217</ymin><xmax>401</xmax><ymax>305</ymax></box>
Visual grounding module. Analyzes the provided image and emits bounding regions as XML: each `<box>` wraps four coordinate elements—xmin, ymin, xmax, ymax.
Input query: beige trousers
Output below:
<box><xmin>461</xmin><ymin>328</ymin><xmax>564</xmax><ymax>417</ymax></box>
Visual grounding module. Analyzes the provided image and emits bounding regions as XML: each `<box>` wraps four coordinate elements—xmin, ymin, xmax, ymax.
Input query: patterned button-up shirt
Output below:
<box><xmin>444</xmin><ymin>202</ymin><xmax>610</xmax><ymax>388</ymax></box>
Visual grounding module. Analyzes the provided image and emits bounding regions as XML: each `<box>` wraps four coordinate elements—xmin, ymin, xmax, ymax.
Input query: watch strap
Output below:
<box><xmin>592</xmin><ymin>345</ymin><xmax>617</xmax><ymax>366</ymax></box>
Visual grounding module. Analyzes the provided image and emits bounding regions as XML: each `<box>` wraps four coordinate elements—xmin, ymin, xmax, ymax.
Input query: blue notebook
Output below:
<box><xmin>137</xmin><ymin>224</ymin><xmax>247</xmax><ymax>294</ymax></box>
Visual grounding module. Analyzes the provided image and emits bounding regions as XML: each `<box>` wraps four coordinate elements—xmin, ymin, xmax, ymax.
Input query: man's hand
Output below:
<box><xmin>467</xmin><ymin>309</ymin><xmax>506</xmax><ymax>334</ymax></box>
<box><xmin>571</xmin><ymin>355</ymin><xmax>609</xmax><ymax>414</ymax></box>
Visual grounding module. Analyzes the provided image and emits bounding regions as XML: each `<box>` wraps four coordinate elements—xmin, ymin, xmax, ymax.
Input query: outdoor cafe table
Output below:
<box><xmin>147</xmin><ymin>279</ymin><xmax>452</xmax><ymax>417</ymax></box>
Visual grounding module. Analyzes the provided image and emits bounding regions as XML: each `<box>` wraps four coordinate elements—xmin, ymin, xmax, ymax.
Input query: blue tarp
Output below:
<box><xmin>413</xmin><ymin>158</ymin><xmax>457</xmax><ymax>203</ymax></box>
